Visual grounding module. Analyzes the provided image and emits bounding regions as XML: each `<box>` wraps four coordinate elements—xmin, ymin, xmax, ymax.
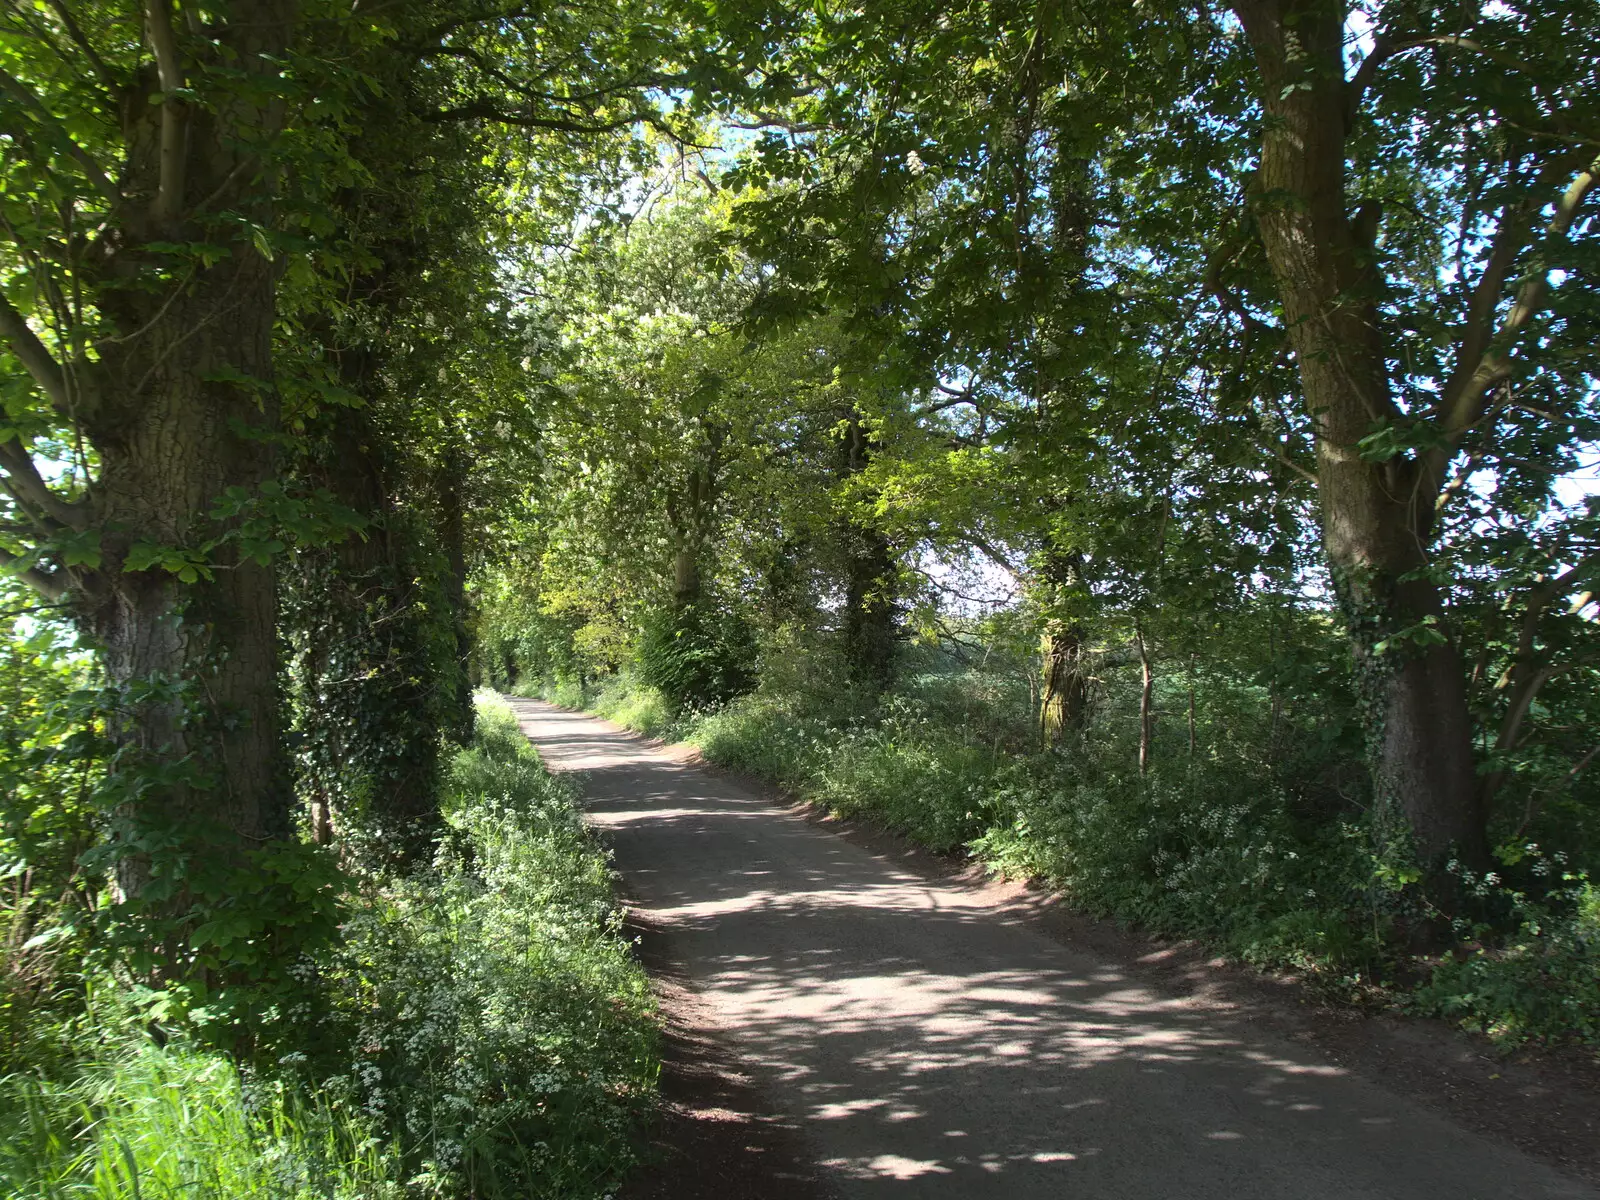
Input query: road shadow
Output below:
<box><xmin>508</xmin><ymin>697</ymin><xmax>1595</xmax><ymax>1200</ymax></box>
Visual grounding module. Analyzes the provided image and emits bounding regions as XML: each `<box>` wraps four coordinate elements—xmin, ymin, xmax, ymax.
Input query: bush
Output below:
<box><xmin>557</xmin><ymin>650</ymin><xmax>1600</xmax><ymax>1041</ymax></box>
<box><xmin>636</xmin><ymin>605</ymin><xmax>754</xmax><ymax>713</ymax></box>
<box><xmin>329</xmin><ymin>694</ymin><xmax>657</xmax><ymax>1199</ymax></box>
<box><xmin>973</xmin><ymin>760</ymin><xmax>1381</xmax><ymax>976</ymax></box>
<box><xmin>3</xmin><ymin>617</ymin><xmax>348</xmax><ymax>1068</ymax></box>
<box><xmin>693</xmin><ymin>689</ymin><xmax>837</xmax><ymax>784</ymax></box>
<box><xmin>534</xmin><ymin>676</ymin><xmax>590</xmax><ymax>710</ymax></box>
<box><xmin>675</xmin><ymin>663</ymin><xmax>1387</xmax><ymax>985</ymax></box>
<box><xmin>812</xmin><ymin>694</ymin><xmax>1011</xmax><ymax>852</ymax></box>
<box><xmin>1</xmin><ymin>615</ymin><xmax>100</xmax><ymax>1078</ymax></box>
<box><xmin>0</xmin><ymin>685</ymin><xmax>655</xmax><ymax>1200</ymax></box>
<box><xmin>589</xmin><ymin>676</ymin><xmax>679</xmax><ymax>739</ymax></box>
<box><xmin>1413</xmin><ymin>852</ymin><xmax>1600</xmax><ymax>1045</ymax></box>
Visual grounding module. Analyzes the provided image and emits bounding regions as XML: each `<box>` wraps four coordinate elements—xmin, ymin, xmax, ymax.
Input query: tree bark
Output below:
<box><xmin>1040</xmin><ymin>623</ymin><xmax>1089</xmax><ymax>746</ymax></box>
<box><xmin>436</xmin><ymin>428</ymin><xmax>474</xmax><ymax>743</ymax></box>
<box><xmin>665</xmin><ymin>422</ymin><xmax>721</xmax><ymax>611</ymax></box>
<box><xmin>843</xmin><ymin>524</ymin><xmax>897</xmax><ymax>688</ymax></box>
<box><xmin>1232</xmin><ymin>0</ymin><xmax>1488</xmax><ymax>872</ymax></box>
<box><xmin>289</xmin><ymin>392</ymin><xmax>448</xmax><ymax>865</ymax></box>
<box><xmin>71</xmin><ymin>2</ymin><xmax>300</xmax><ymax>892</ymax></box>
<box><xmin>1037</xmin><ymin>546</ymin><xmax>1090</xmax><ymax>746</ymax></box>
<box><xmin>672</xmin><ymin>547</ymin><xmax>702</xmax><ymax>609</ymax></box>
<box><xmin>838</xmin><ymin>410</ymin><xmax>897</xmax><ymax>689</ymax></box>
<box><xmin>1137</xmin><ymin>627</ymin><xmax>1154</xmax><ymax>776</ymax></box>
<box><xmin>1187</xmin><ymin>654</ymin><xmax>1197</xmax><ymax>758</ymax></box>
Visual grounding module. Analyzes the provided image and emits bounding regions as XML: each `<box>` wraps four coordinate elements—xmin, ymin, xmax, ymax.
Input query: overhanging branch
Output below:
<box><xmin>0</xmin><ymin>291</ymin><xmax>72</xmax><ymax>413</ymax></box>
<box><xmin>43</xmin><ymin>0</ymin><xmax>119</xmax><ymax>94</ymax></box>
<box><xmin>0</xmin><ymin>543</ymin><xmax>66</xmax><ymax>601</ymax></box>
<box><xmin>1346</xmin><ymin>32</ymin><xmax>1543</xmax><ymax>130</ymax></box>
<box><xmin>1446</xmin><ymin>157</ymin><xmax>1598</xmax><ymax>438</ymax></box>
<box><xmin>424</xmin><ymin>101</ymin><xmax>647</xmax><ymax>134</ymax></box>
<box><xmin>1421</xmin><ymin>154</ymin><xmax>1599</xmax><ymax>502</ymax></box>
<box><xmin>0</xmin><ymin>439</ymin><xmax>86</xmax><ymax>530</ymax></box>
<box><xmin>0</xmin><ymin>64</ymin><xmax>121</xmax><ymax>206</ymax></box>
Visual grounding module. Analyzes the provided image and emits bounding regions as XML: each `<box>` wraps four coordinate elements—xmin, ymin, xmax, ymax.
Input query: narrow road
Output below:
<box><xmin>508</xmin><ymin>698</ymin><xmax>1593</xmax><ymax>1200</ymax></box>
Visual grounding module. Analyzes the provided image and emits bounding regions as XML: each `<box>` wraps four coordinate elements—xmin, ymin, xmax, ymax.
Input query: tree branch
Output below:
<box><xmin>424</xmin><ymin>101</ymin><xmax>647</xmax><ymax>133</ymax></box>
<box><xmin>0</xmin><ymin>65</ymin><xmax>121</xmax><ymax>206</ymax></box>
<box><xmin>1450</xmin><ymin>158</ymin><xmax>1597</xmax><ymax>437</ymax></box>
<box><xmin>0</xmin><ymin>440</ymin><xmax>85</xmax><ymax>530</ymax></box>
<box><xmin>1408</xmin><ymin>35</ymin><xmax>1541</xmax><ymax>78</ymax></box>
<box><xmin>1343</xmin><ymin>31</ymin><xmax>1394</xmax><ymax>129</ymax></box>
<box><xmin>1422</xmin><ymin>155</ymin><xmax>1599</xmax><ymax>499</ymax></box>
<box><xmin>1346</xmin><ymin>33</ymin><xmax>1543</xmax><ymax>130</ymax></box>
<box><xmin>913</xmin><ymin>393</ymin><xmax>977</xmax><ymax>418</ymax></box>
<box><xmin>964</xmin><ymin>533</ymin><xmax>1022</xmax><ymax>580</ymax></box>
<box><xmin>0</xmin><ymin>543</ymin><xmax>66</xmax><ymax>601</ymax></box>
<box><xmin>0</xmin><ymin>291</ymin><xmax>72</xmax><ymax>414</ymax></box>
<box><xmin>42</xmin><ymin>0</ymin><xmax>120</xmax><ymax>95</ymax></box>
<box><xmin>1479</xmin><ymin>554</ymin><xmax>1600</xmax><ymax>809</ymax></box>
<box><xmin>1202</xmin><ymin>222</ymin><xmax>1267</xmax><ymax>335</ymax></box>
<box><xmin>143</xmin><ymin>0</ymin><xmax>186</xmax><ymax>223</ymax></box>
<box><xmin>1445</xmin><ymin>193</ymin><xmax>1540</xmax><ymax>402</ymax></box>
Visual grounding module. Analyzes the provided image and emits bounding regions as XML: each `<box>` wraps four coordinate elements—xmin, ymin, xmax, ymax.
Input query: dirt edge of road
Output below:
<box><xmin>521</xmin><ymin>702</ymin><xmax>1600</xmax><ymax>1196</ymax></box>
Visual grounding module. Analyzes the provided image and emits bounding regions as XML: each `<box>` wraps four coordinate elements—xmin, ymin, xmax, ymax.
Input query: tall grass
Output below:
<box><xmin>689</xmin><ymin>673</ymin><xmax>1389</xmax><ymax>977</ymax></box>
<box><xmin>525</xmin><ymin>673</ymin><xmax>680</xmax><ymax>740</ymax></box>
<box><xmin>0</xmin><ymin>1030</ymin><xmax>395</xmax><ymax>1199</ymax></box>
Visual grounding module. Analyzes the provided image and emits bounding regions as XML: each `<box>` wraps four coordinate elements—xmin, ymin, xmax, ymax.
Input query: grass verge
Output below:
<box><xmin>332</xmin><ymin>693</ymin><xmax>657</xmax><ymax>1197</ymax></box>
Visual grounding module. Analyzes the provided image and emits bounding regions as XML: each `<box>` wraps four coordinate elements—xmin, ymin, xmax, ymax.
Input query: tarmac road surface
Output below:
<box><xmin>507</xmin><ymin>697</ymin><xmax>1594</xmax><ymax>1200</ymax></box>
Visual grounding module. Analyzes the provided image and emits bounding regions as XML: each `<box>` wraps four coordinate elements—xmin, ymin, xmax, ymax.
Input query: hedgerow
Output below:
<box><xmin>0</xmin><ymin>690</ymin><xmax>656</xmax><ymax>1198</ymax></box>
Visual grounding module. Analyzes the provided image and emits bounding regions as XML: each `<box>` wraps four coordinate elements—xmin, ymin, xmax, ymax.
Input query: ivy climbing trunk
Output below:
<box><xmin>85</xmin><ymin>293</ymin><xmax>286</xmax><ymax>863</ymax></box>
<box><xmin>1232</xmin><ymin>0</ymin><xmax>1487</xmax><ymax>873</ymax></box>
<box><xmin>64</xmin><ymin>0</ymin><xmax>301</xmax><ymax>899</ymax></box>
<box><xmin>289</xmin><ymin>384</ymin><xmax>448</xmax><ymax>865</ymax></box>
<box><xmin>838</xmin><ymin>410</ymin><xmax>896</xmax><ymax>689</ymax></box>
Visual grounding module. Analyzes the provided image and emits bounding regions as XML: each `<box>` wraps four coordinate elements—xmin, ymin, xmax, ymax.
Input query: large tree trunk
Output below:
<box><xmin>289</xmin><ymin>390</ymin><xmax>447</xmax><ymax>865</ymax></box>
<box><xmin>842</xmin><ymin>524</ymin><xmax>897</xmax><ymax>688</ymax></box>
<box><xmin>838</xmin><ymin>411</ymin><xmax>897</xmax><ymax>689</ymax></box>
<box><xmin>1232</xmin><ymin>0</ymin><xmax>1488</xmax><ymax>874</ymax></box>
<box><xmin>1039</xmin><ymin>623</ymin><xmax>1088</xmax><ymax>745</ymax></box>
<box><xmin>1137</xmin><ymin>628</ymin><xmax>1154</xmax><ymax>777</ymax></box>
<box><xmin>672</xmin><ymin>547</ymin><xmax>702</xmax><ymax>609</ymax></box>
<box><xmin>79</xmin><ymin>9</ymin><xmax>296</xmax><ymax>887</ymax></box>
<box><xmin>1037</xmin><ymin>548</ymin><xmax>1090</xmax><ymax>746</ymax></box>
<box><xmin>665</xmin><ymin>425</ymin><xmax>721</xmax><ymax>611</ymax></box>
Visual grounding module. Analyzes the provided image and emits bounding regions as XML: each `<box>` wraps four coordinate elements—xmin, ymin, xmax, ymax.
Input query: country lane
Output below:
<box><xmin>505</xmin><ymin>696</ymin><xmax>1593</xmax><ymax>1200</ymax></box>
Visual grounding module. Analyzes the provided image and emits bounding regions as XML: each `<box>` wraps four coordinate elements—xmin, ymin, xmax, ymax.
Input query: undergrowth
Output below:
<box><xmin>330</xmin><ymin>694</ymin><xmax>657</xmax><ymax>1198</ymax></box>
<box><xmin>1</xmin><ymin>1018</ymin><xmax>395</xmax><ymax>1199</ymax></box>
<box><xmin>0</xmin><ymin>692</ymin><xmax>656</xmax><ymax>1198</ymax></box>
<box><xmin>526</xmin><ymin>673</ymin><xmax>681</xmax><ymax>741</ymax></box>
<box><xmin>1411</xmin><ymin>852</ymin><xmax>1600</xmax><ymax>1045</ymax></box>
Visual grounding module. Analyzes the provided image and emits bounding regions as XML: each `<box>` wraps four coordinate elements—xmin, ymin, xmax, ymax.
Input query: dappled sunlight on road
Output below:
<box><xmin>506</xmin><ymin>697</ymin><xmax>1595</xmax><ymax>1200</ymax></box>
